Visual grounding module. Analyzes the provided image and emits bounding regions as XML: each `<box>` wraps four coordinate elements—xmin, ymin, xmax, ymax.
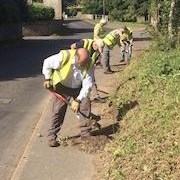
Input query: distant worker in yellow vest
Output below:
<box><xmin>71</xmin><ymin>39</ymin><xmax>105</xmax><ymax>103</ymax></box>
<box><xmin>42</xmin><ymin>48</ymin><xmax>94</xmax><ymax>147</ymax></box>
<box><xmin>94</xmin><ymin>18</ymin><xmax>108</xmax><ymax>40</ymax></box>
<box><xmin>102</xmin><ymin>29</ymin><xmax>123</xmax><ymax>74</ymax></box>
<box><xmin>120</xmin><ymin>26</ymin><xmax>133</xmax><ymax>62</ymax></box>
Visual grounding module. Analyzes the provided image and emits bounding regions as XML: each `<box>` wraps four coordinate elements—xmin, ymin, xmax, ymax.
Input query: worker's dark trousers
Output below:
<box><xmin>47</xmin><ymin>83</ymin><xmax>91</xmax><ymax>141</ymax></box>
<box><xmin>101</xmin><ymin>45</ymin><xmax>111</xmax><ymax>72</ymax></box>
<box><xmin>120</xmin><ymin>43</ymin><xmax>132</xmax><ymax>61</ymax></box>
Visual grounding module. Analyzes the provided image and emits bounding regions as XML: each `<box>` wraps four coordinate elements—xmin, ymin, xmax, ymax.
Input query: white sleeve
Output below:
<box><xmin>42</xmin><ymin>52</ymin><xmax>63</xmax><ymax>79</ymax></box>
<box><xmin>76</xmin><ymin>69</ymin><xmax>93</xmax><ymax>101</ymax></box>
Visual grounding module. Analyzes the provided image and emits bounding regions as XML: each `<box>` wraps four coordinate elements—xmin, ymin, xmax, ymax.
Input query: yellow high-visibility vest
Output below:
<box><xmin>83</xmin><ymin>39</ymin><xmax>100</xmax><ymax>69</ymax></box>
<box><xmin>103</xmin><ymin>32</ymin><xmax>118</xmax><ymax>49</ymax></box>
<box><xmin>51</xmin><ymin>49</ymin><xmax>94</xmax><ymax>86</ymax></box>
<box><xmin>83</xmin><ymin>39</ymin><xmax>94</xmax><ymax>52</ymax></box>
<box><xmin>121</xmin><ymin>27</ymin><xmax>133</xmax><ymax>41</ymax></box>
<box><xmin>94</xmin><ymin>23</ymin><xmax>106</xmax><ymax>39</ymax></box>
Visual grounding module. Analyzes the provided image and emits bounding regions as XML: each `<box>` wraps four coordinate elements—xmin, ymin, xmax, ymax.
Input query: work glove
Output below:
<box><xmin>43</xmin><ymin>79</ymin><xmax>53</xmax><ymax>89</ymax></box>
<box><xmin>71</xmin><ymin>99</ymin><xmax>80</xmax><ymax>113</ymax></box>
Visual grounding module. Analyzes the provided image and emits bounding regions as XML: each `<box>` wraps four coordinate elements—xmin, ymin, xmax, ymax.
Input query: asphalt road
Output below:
<box><xmin>0</xmin><ymin>19</ymin><xmax>94</xmax><ymax>180</ymax></box>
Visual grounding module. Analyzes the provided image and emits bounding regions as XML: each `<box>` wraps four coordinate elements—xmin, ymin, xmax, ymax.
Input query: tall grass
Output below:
<box><xmin>103</xmin><ymin>47</ymin><xmax>180</xmax><ymax>180</ymax></box>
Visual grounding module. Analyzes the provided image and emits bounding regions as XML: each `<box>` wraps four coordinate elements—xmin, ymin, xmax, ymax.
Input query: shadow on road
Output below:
<box><xmin>0</xmin><ymin>38</ymin><xmax>81</xmax><ymax>81</ymax></box>
<box><xmin>0</xmin><ymin>19</ymin><xmax>94</xmax><ymax>81</ymax></box>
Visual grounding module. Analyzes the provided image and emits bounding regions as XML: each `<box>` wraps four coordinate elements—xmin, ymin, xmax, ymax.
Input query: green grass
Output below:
<box><xmin>82</xmin><ymin>19</ymin><xmax>147</xmax><ymax>30</ymax></box>
<box><xmin>109</xmin><ymin>21</ymin><xmax>147</xmax><ymax>28</ymax></box>
<box><xmin>102</xmin><ymin>47</ymin><xmax>180</xmax><ymax>180</ymax></box>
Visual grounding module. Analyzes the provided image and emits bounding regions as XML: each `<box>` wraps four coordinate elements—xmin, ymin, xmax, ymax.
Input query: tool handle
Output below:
<box><xmin>50</xmin><ymin>90</ymin><xmax>70</xmax><ymax>105</ymax></box>
<box><xmin>49</xmin><ymin>90</ymin><xmax>89</xmax><ymax>120</ymax></box>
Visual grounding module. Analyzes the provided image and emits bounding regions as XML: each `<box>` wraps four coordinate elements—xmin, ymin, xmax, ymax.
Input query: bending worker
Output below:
<box><xmin>94</xmin><ymin>18</ymin><xmax>107</xmax><ymax>40</ymax></box>
<box><xmin>120</xmin><ymin>26</ymin><xmax>133</xmax><ymax>62</ymax></box>
<box><xmin>71</xmin><ymin>38</ymin><xmax>104</xmax><ymax>102</ymax></box>
<box><xmin>102</xmin><ymin>29</ymin><xmax>123</xmax><ymax>74</ymax></box>
<box><xmin>42</xmin><ymin>48</ymin><xmax>94</xmax><ymax>147</ymax></box>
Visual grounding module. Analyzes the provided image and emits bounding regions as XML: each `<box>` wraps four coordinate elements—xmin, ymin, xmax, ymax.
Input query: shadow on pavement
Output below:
<box><xmin>0</xmin><ymin>19</ymin><xmax>95</xmax><ymax>82</ymax></box>
<box><xmin>59</xmin><ymin>19</ymin><xmax>94</xmax><ymax>36</ymax></box>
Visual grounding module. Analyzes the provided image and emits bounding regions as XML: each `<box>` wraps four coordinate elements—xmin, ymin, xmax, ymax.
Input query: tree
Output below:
<box><xmin>80</xmin><ymin>0</ymin><xmax>103</xmax><ymax>14</ymax></box>
<box><xmin>168</xmin><ymin>0</ymin><xmax>176</xmax><ymax>39</ymax></box>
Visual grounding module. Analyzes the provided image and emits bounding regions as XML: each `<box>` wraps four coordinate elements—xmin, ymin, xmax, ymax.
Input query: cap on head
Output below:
<box><xmin>76</xmin><ymin>48</ymin><xmax>89</xmax><ymax>67</ymax></box>
<box><xmin>94</xmin><ymin>39</ymin><xmax>104</xmax><ymax>53</ymax></box>
<box><xmin>100</xmin><ymin>18</ymin><xmax>107</xmax><ymax>25</ymax></box>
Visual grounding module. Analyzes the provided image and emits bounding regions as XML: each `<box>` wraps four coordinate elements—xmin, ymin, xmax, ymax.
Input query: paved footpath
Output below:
<box><xmin>9</xmin><ymin>19</ymin><xmax>150</xmax><ymax>180</ymax></box>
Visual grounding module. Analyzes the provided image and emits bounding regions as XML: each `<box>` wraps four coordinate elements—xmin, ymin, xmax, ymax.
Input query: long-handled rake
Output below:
<box><xmin>49</xmin><ymin>90</ymin><xmax>101</xmax><ymax>130</ymax></box>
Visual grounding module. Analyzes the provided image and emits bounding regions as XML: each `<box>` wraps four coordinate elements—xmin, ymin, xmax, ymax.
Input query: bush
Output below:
<box><xmin>108</xmin><ymin>9</ymin><xmax>137</xmax><ymax>22</ymax></box>
<box><xmin>27</xmin><ymin>3</ymin><xmax>55</xmax><ymax>21</ymax></box>
<box><xmin>148</xmin><ymin>27</ymin><xmax>179</xmax><ymax>50</ymax></box>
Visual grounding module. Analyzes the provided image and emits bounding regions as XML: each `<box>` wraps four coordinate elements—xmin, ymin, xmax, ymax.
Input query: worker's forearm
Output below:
<box><xmin>76</xmin><ymin>75</ymin><xmax>93</xmax><ymax>101</ymax></box>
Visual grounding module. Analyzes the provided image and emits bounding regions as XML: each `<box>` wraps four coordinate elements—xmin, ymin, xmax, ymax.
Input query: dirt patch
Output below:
<box><xmin>78</xmin><ymin>135</ymin><xmax>112</xmax><ymax>154</ymax></box>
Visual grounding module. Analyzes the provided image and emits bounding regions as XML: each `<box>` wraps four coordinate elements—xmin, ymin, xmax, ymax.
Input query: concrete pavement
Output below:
<box><xmin>11</xmin><ymin>102</ymin><xmax>95</xmax><ymax>180</ymax></box>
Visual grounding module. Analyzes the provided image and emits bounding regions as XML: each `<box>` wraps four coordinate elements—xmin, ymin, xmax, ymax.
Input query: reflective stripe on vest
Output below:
<box><xmin>103</xmin><ymin>32</ymin><xmax>117</xmax><ymax>49</ymax></box>
<box><xmin>83</xmin><ymin>39</ymin><xmax>94</xmax><ymax>52</ymax></box>
<box><xmin>84</xmin><ymin>51</ymin><xmax>99</xmax><ymax>76</ymax></box>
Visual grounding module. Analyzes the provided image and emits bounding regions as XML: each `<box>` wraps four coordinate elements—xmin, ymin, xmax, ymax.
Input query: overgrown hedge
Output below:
<box><xmin>27</xmin><ymin>3</ymin><xmax>55</xmax><ymax>21</ymax></box>
<box><xmin>0</xmin><ymin>1</ymin><xmax>55</xmax><ymax>24</ymax></box>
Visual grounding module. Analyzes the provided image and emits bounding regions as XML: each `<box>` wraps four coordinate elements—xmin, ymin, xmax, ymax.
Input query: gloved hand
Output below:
<box><xmin>43</xmin><ymin>79</ymin><xmax>52</xmax><ymax>89</ymax></box>
<box><xmin>71</xmin><ymin>99</ymin><xmax>80</xmax><ymax>113</ymax></box>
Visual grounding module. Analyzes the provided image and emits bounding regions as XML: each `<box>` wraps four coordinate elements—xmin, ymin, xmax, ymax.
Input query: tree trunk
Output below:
<box><xmin>150</xmin><ymin>1</ymin><xmax>160</xmax><ymax>31</ymax></box>
<box><xmin>168</xmin><ymin>0</ymin><xmax>176</xmax><ymax>39</ymax></box>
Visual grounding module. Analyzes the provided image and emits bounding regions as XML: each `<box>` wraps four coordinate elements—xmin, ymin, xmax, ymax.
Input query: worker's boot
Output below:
<box><xmin>93</xmin><ymin>96</ymin><xmax>106</xmax><ymax>103</ymax></box>
<box><xmin>80</xmin><ymin>124</ymin><xmax>92</xmax><ymax>138</ymax></box>
<box><xmin>104</xmin><ymin>69</ymin><xmax>114</xmax><ymax>74</ymax></box>
<box><xmin>48</xmin><ymin>138</ymin><xmax>60</xmax><ymax>147</ymax></box>
<box><xmin>90</xmin><ymin>113</ymin><xmax>101</xmax><ymax>121</ymax></box>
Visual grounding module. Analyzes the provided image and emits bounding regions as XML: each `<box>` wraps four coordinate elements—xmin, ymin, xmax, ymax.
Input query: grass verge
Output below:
<box><xmin>82</xmin><ymin>19</ymin><xmax>147</xmax><ymax>30</ymax></box>
<box><xmin>101</xmin><ymin>47</ymin><xmax>180</xmax><ymax>180</ymax></box>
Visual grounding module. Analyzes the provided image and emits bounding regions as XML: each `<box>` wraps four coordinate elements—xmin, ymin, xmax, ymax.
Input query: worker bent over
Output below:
<box><xmin>102</xmin><ymin>29</ymin><xmax>123</xmax><ymax>74</ymax></box>
<box><xmin>93</xmin><ymin>18</ymin><xmax>108</xmax><ymax>40</ymax></box>
<box><xmin>120</xmin><ymin>26</ymin><xmax>133</xmax><ymax>63</ymax></box>
<box><xmin>42</xmin><ymin>48</ymin><xmax>94</xmax><ymax>147</ymax></box>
